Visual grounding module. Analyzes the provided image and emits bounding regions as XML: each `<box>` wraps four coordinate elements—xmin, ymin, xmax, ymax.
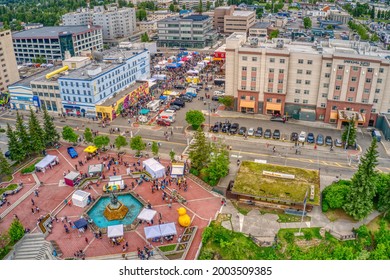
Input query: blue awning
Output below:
<box><xmin>74</xmin><ymin>218</ymin><xmax>88</xmax><ymax>229</ymax></box>
<box><xmin>63</xmin><ymin>105</ymin><xmax>81</xmax><ymax>110</ymax></box>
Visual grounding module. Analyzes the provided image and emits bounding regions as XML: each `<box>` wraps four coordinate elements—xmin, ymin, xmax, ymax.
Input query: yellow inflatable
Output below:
<box><xmin>177</xmin><ymin>207</ymin><xmax>191</xmax><ymax>227</ymax></box>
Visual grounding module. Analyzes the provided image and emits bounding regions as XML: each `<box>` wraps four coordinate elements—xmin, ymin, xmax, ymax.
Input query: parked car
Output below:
<box><xmin>264</xmin><ymin>129</ymin><xmax>272</xmax><ymax>139</ymax></box>
<box><xmin>290</xmin><ymin>132</ymin><xmax>298</xmax><ymax>142</ymax></box>
<box><xmin>214</xmin><ymin>90</ymin><xmax>225</xmax><ymax>96</ymax></box>
<box><xmin>334</xmin><ymin>138</ymin><xmax>343</xmax><ymax>147</ymax></box>
<box><xmin>212</xmin><ymin>122</ymin><xmax>222</xmax><ymax>132</ymax></box>
<box><xmin>238</xmin><ymin>126</ymin><xmax>247</xmax><ymax>135</ymax></box>
<box><xmin>270</xmin><ymin>115</ymin><xmax>286</xmax><ymax>122</ymax></box>
<box><xmin>325</xmin><ymin>136</ymin><xmax>333</xmax><ymax>146</ymax></box>
<box><xmin>67</xmin><ymin>147</ymin><xmax>78</xmax><ymax>158</ymax></box>
<box><xmin>185</xmin><ymin>91</ymin><xmax>197</xmax><ymax>98</ymax></box>
<box><xmin>273</xmin><ymin>129</ymin><xmax>281</xmax><ymax>139</ymax></box>
<box><xmin>157</xmin><ymin>119</ymin><xmax>171</xmax><ymax>126</ymax></box>
<box><xmin>254</xmin><ymin>127</ymin><xmax>263</xmax><ymax>137</ymax></box>
<box><xmin>180</xmin><ymin>95</ymin><xmax>193</xmax><ymax>102</ymax></box>
<box><xmin>212</xmin><ymin>95</ymin><xmax>220</xmax><ymax>101</ymax></box>
<box><xmin>307</xmin><ymin>133</ymin><xmax>315</xmax><ymax>143</ymax></box>
<box><xmin>229</xmin><ymin>123</ymin><xmax>239</xmax><ymax>134</ymax></box>
<box><xmin>298</xmin><ymin>131</ymin><xmax>306</xmax><ymax>142</ymax></box>
<box><xmin>168</xmin><ymin>105</ymin><xmax>180</xmax><ymax>111</ymax></box>
<box><xmin>247</xmin><ymin>127</ymin><xmax>255</xmax><ymax>136</ymax></box>
<box><xmin>172</xmin><ymin>99</ymin><xmax>185</xmax><ymax>107</ymax></box>
<box><xmin>316</xmin><ymin>134</ymin><xmax>324</xmax><ymax>145</ymax></box>
<box><xmin>221</xmin><ymin>122</ymin><xmax>231</xmax><ymax>133</ymax></box>
<box><xmin>174</xmin><ymin>85</ymin><xmax>185</xmax><ymax>90</ymax></box>
<box><xmin>4</xmin><ymin>150</ymin><xmax>11</xmax><ymax>158</ymax></box>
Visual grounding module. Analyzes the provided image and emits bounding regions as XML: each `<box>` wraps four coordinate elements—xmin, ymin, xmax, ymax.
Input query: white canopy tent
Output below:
<box><xmin>88</xmin><ymin>164</ymin><xmax>103</xmax><ymax>176</ymax></box>
<box><xmin>107</xmin><ymin>224</ymin><xmax>124</xmax><ymax>238</ymax></box>
<box><xmin>71</xmin><ymin>190</ymin><xmax>90</xmax><ymax>208</ymax></box>
<box><xmin>143</xmin><ymin>158</ymin><xmax>165</xmax><ymax>179</ymax></box>
<box><xmin>144</xmin><ymin>222</ymin><xmax>177</xmax><ymax>239</ymax></box>
<box><xmin>35</xmin><ymin>155</ymin><xmax>58</xmax><ymax>171</ymax></box>
<box><xmin>171</xmin><ymin>163</ymin><xmax>185</xmax><ymax>178</ymax></box>
<box><xmin>137</xmin><ymin>208</ymin><xmax>157</xmax><ymax>222</ymax></box>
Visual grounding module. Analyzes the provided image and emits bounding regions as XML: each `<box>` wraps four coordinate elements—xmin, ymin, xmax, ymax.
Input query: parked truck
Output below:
<box><xmin>158</xmin><ymin>112</ymin><xmax>176</xmax><ymax>123</ymax></box>
<box><xmin>147</xmin><ymin>100</ymin><xmax>161</xmax><ymax>112</ymax></box>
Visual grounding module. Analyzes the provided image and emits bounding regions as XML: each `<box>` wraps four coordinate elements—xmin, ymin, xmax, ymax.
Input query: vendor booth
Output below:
<box><xmin>72</xmin><ymin>190</ymin><xmax>91</xmax><ymax>208</ymax></box>
<box><xmin>103</xmin><ymin>175</ymin><xmax>125</xmax><ymax>192</ymax></box>
<box><xmin>74</xmin><ymin>218</ymin><xmax>88</xmax><ymax>233</ymax></box>
<box><xmin>84</xmin><ymin>146</ymin><xmax>98</xmax><ymax>154</ymax></box>
<box><xmin>35</xmin><ymin>155</ymin><xmax>59</xmax><ymax>172</ymax></box>
<box><xmin>143</xmin><ymin>158</ymin><xmax>165</xmax><ymax>179</ymax></box>
<box><xmin>137</xmin><ymin>208</ymin><xmax>157</xmax><ymax>222</ymax></box>
<box><xmin>88</xmin><ymin>164</ymin><xmax>103</xmax><ymax>176</ymax></box>
<box><xmin>139</xmin><ymin>108</ymin><xmax>150</xmax><ymax>115</ymax></box>
<box><xmin>107</xmin><ymin>224</ymin><xmax>124</xmax><ymax>238</ymax></box>
<box><xmin>64</xmin><ymin>171</ymin><xmax>81</xmax><ymax>187</ymax></box>
<box><xmin>171</xmin><ymin>163</ymin><xmax>185</xmax><ymax>178</ymax></box>
<box><xmin>144</xmin><ymin>222</ymin><xmax>177</xmax><ymax>240</ymax></box>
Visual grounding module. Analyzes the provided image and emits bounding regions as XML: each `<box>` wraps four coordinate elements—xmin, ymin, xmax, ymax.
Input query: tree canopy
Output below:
<box><xmin>83</xmin><ymin>127</ymin><xmax>94</xmax><ymax>144</ymax></box>
<box><xmin>130</xmin><ymin>135</ymin><xmax>146</xmax><ymax>156</ymax></box>
<box><xmin>303</xmin><ymin>17</ymin><xmax>312</xmax><ymax>29</ymax></box>
<box><xmin>42</xmin><ymin>107</ymin><xmax>59</xmax><ymax>146</ymax></box>
<box><xmin>114</xmin><ymin>135</ymin><xmax>128</xmax><ymax>151</ymax></box>
<box><xmin>62</xmin><ymin>126</ymin><xmax>78</xmax><ymax>144</ymax></box>
<box><xmin>93</xmin><ymin>135</ymin><xmax>110</xmax><ymax>149</ymax></box>
<box><xmin>185</xmin><ymin>110</ymin><xmax>205</xmax><ymax>130</ymax></box>
<box><xmin>27</xmin><ymin>108</ymin><xmax>45</xmax><ymax>154</ymax></box>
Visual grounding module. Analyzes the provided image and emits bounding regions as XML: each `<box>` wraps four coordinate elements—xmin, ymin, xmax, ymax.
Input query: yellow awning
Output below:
<box><xmin>330</xmin><ymin>111</ymin><xmax>338</xmax><ymax>119</ymax></box>
<box><xmin>84</xmin><ymin>146</ymin><xmax>98</xmax><ymax>153</ymax></box>
<box><xmin>266</xmin><ymin>103</ymin><xmax>282</xmax><ymax>111</ymax></box>
<box><xmin>213</xmin><ymin>57</ymin><xmax>223</xmax><ymax>61</ymax></box>
<box><xmin>240</xmin><ymin>100</ymin><xmax>255</xmax><ymax>108</ymax></box>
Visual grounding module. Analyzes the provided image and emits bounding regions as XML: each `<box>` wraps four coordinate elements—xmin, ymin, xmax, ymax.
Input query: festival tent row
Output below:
<box><xmin>144</xmin><ymin>222</ymin><xmax>177</xmax><ymax>239</ymax></box>
<box><xmin>103</xmin><ymin>175</ymin><xmax>125</xmax><ymax>192</ymax></box>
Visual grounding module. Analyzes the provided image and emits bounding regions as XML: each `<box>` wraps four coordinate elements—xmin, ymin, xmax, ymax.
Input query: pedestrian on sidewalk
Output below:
<box><xmin>31</xmin><ymin>198</ymin><xmax>35</xmax><ymax>206</ymax></box>
<box><xmin>85</xmin><ymin>237</ymin><xmax>88</xmax><ymax>244</ymax></box>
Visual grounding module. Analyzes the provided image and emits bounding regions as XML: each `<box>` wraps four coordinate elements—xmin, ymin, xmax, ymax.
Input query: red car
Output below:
<box><xmin>157</xmin><ymin>119</ymin><xmax>171</xmax><ymax>126</ymax></box>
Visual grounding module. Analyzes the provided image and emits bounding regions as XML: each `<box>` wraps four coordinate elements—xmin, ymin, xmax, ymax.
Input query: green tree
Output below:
<box><xmin>326</xmin><ymin>25</ymin><xmax>334</xmax><ymax>30</ymax></box>
<box><xmin>189</xmin><ymin>128</ymin><xmax>210</xmax><ymax>171</ymax></box>
<box><xmin>206</xmin><ymin>143</ymin><xmax>230</xmax><ymax>185</ymax></box>
<box><xmin>196</xmin><ymin>0</ymin><xmax>203</xmax><ymax>13</ymax></box>
<box><xmin>303</xmin><ymin>17</ymin><xmax>312</xmax><ymax>29</ymax></box>
<box><xmin>169</xmin><ymin>3</ymin><xmax>175</xmax><ymax>12</ymax></box>
<box><xmin>169</xmin><ymin>149</ymin><xmax>176</xmax><ymax>162</ymax></box>
<box><xmin>93</xmin><ymin>135</ymin><xmax>110</xmax><ymax>150</ymax></box>
<box><xmin>0</xmin><ymin>149</ymin><xmax>12</xmax><ymax>176</ymax></box>
<box><xmin>62</xmin><ymin>126</ymin><xmax>78</xmax><ymax>144</ymax></box>
<box><xmin>182</xmin><ymin>4</ymin><xmax>186</xmax><ymax>10</ymax></box>
<box><xmin>15</xmin><ymin>112</ymin><xmax>31</xmax><ymax>157</ymax></box>
<box><xmin>84</xmin><ymin>127</ymin><xmax>94</xmax><ymax>144</ymax></box>
<box><xmin>6</xmin><ymin>123</ymin><xmax>25</xmax><ymax>163</ymax></box>
<box><xmin>130</xmin><ymin>135</ymin><xmax>146</xmax><ymax>157</ymax></box>
<box><xmin>42</xmin><ymin>107</ymin><xmax>59</xmax><ymax>147</ymax></box>
<box><xmin>185</xmin><ymin>110</ymin><xmax>205</xmax><ymax>130</ymax></box>
<box><xmin>322</xmin><ymin>180</ymin><xmax>351</xmax><ymax>211</ymax></box>
<box><xmin>115</xmin><ymin>135</ymin><xmax>128</xmax><ymax>151</ymax></box>
<box><xmin>269</xmin><ymin>29</ymin><xmax>279</xmax><ymax>39</ymax></box>
<box><xmin>27</xmin><ymin>108</ymin><xmax>45</xmax><ymax>154</ymax></box>
<box><xmin>136</xmin><ymin>9</ymin><xmax>147</xmax><ymax>21</ymax></box>
<box><xmin>8</xmin><ymin>218</ymin><xmax>24</xmax><ymax>243</ymax></box>
<box><xmin>218</xmin><ymin>96</ymin><xmax>234</xmax><ymax>109</ymax></box>
<box><xmin>343</xmin><ymin>138</ymin><xmax>379</xmax><ymax>220</ymax></box>
<box><xmin>371</xmin><ymin>33</ymin><xmax>380</xmax><ymax>42</ymax></box>
<box><xmin>151</xmin><ymin>141</ymin><xmax>159</xmax><ymax>157</ymax></box>
<box><xmin>341</xmin><ymin>118</ymin><xmax>357</xmax><ymax>148</ymax></box>
<box><xmin>375</xmin><ymin>173</ymin><xmax>390</xmax><ymax>218</ymax></box>
<box><xmin>141</xmin><ymin>32</ymin><xmax>149</xmax><ymax>42</ymax></box>
<box><xmin>206</xmin><ymin>1</ymin><xmax>211</xmax><ymax>11</ymax></box>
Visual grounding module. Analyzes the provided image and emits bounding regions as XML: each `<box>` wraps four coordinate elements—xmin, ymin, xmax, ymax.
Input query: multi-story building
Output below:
<box><xmin>12</xmin><ymin>25</ymin><xmax>103</xmax><ymax>63</ymax></box>
<box><xmin>62</xmin><ymin>5</ymin><xmax>136</xmax><ymax>41</ymax></box>
<box><xmin>157</xmin><ymin>15</ymin><xmax>217</xmax><ymax>48</ymax></box>
<box><xmin>214</xmin><ymin>6</ymin><xmax>234</xmax><ymax>32</ymax></box>
<box><xmin>224</xmin><ymin>10</ymin><xmax>256</xmax><ymax>34</ymax></box>
<box><xmin>248</xmin><ymin>22</ymin><xmax>272</xmax><ymax>38</ymax></box>
<box><xmin>23</xmin><ymin>23</ymin><xmax>44</xmax><ymax>30</ymax></box>
<box><xmin>0</xmin><ymin>30</ymin><xmax>20</xmax><ymax>92</ymax></box>
<box><xmin>180</xmin><ymin>0</ymin><xmax>215</xmax><ymax>10</ymax></box>
<box><xmin>147</xmin><ymin>11</ymin><xmax>178</xmax><ymax>21</ymax></box>
<box><xmin>58</xmin><ymin>49</ymin><xmax>150</xmax><ymax>117</ymax></box>
<box><xmin>329</xmin><ymin>10</ymin><xmax>352</xmax><ymax>24</ymax></box>
<box><xmin>138</xmin><ymin>21</ymin><xmax>158</xmax><ymax>33</ymax></box>
<box><xmin>225</xmin><ymin>33</ymin><xmax>390</xmax><ymax>127</ymax></box>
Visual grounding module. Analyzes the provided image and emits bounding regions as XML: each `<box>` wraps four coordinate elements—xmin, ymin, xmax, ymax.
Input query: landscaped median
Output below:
<box><xmin>20</xmin><ymin>159</ymin><xmax>42</xmax><ymax>174</ymax></box>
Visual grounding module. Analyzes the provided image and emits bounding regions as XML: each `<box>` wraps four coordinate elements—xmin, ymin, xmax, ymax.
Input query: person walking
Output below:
<box><xmin>85</xmin><ymin>237</ymin><xmax>89</xmax><ymax>244</ymax></box>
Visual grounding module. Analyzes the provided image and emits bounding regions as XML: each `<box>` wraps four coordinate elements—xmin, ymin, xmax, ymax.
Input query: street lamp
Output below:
<box><xmin>345</xmin><ymin>121</ymin><xmax>351</xmax><ymax>150</ymax></box>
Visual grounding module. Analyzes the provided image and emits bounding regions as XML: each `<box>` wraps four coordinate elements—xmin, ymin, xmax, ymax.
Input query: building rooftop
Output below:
<box><xmin>232</xmin><ymin>10</ymin><xmax>255</xmax><ymax>17</ymax></box>
<box><xmin>12</xmin><ymin>25</ymin><xmax>101</xmax><ymax>39</ymax></box>
<box><xmin>97</xmin><ymin>81</ymin><xmax>146</xmax><ymax>107</ymax></box>
<box><xmin>10</xmin><ymin>66</ymin><xmax>63</xmax><ymax>88</ymax></box>
<box><xmin>182</xmin><ymin>15</ymin><xmax>210</xmax><ymax>21</ymax></box>
<box><xmin>250</xmin><ymin>22</ymin><xmax>272</xmax><ymax>29</ymax></box>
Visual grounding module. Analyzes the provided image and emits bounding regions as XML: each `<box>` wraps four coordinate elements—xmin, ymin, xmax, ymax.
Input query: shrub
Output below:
<box><xmin>0</xmin><ymin>128</ymin><xmax>6</xmax><ymax>133</ymax></box>
<box><xmin>284</xmin><ymin>232</ymin><xmax>295</xmax><ymax>243</ymax></box>
<box><xmin>304</xmin><ymin>231</ymin><xmax>313</xmax><ymax>241</ymax></box>
<box><xmin>21</xmin><ymin>164</ymin><xmax>36</xmax><ymax>174</ymax></box>
<box><xmin>190</xmin><ymin>168</ymin><xmax>199</xmax><ymax>176</ymax></box>
<box><xmin>322</xmin><ymin>201</ymin><xmax>329</xmax><ymax>212</ymax></box>
<box><xmin>322</xmin><ymin>180</ymin><xmax>351</xmax><ymax>209</ymax></box>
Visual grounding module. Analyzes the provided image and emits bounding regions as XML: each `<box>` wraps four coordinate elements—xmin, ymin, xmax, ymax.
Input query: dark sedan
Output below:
<box><xmin>264</xmin><ymin>129</ymin><xmax>272</xmax><ymax>139</ymax></box>
<box><xmin>273</xmin><ymin>129</ymin><xmax>281</xmax><ymax>139</ymax></box>
<box><xmin>229</xmin><ymin>123</ymin><xmax>239</xmax><ymax>134</ymax></box>
<box><xmin>238</xmin><ymin>127</ymin><xmax>247</xmax><ymax>135</ymax></box>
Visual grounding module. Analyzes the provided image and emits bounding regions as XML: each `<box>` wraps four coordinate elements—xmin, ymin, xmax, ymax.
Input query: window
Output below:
<box><xmin>295</xmin><ymin>89</ymin><xmax>301</xmax><ymax>94</ymax></box>
<box><xmin>278</xmin><ymin>79</ymin><xmax>283</xmax><ymax>84</ymax></box>
<box><xmin>352</xmin><ymin>66</ymin><xmax>359</xmax><ymax>71</ymax></box>
<box><xmin>336</xmin><ymin>75</ymin><xmax>342</xmax><ymax>80</ymax></box>
<box><xmin>277</xmin><ymin>89</ymin><xmax>283</xmax><ymax>93</ymax></box>
<box><xmin>269</xmin><ymin>68</ymin><xmax>274</xmax><ymax>73</ymax></box>
<box><xmin>242</xmin><ymin>56</ymin><xmax>247</xmax><ymax>61</ymax></box>
<box><xmin>297</xmin><ymin>69</ymin><xmax>303</xmax><ymax>74</ymax></box>
<box><xmin>250</xmin><ymin>86</ymin><xmax>256</xmax><ymax>91</ymax></box>
<box><xmin>338</xmin><ymin>65</ymin><xmax>344</xmax><ymax>70</ymax></box>
<box><xmin>371</xmin><ymin>108</ymin><xmax>376</xmax><ymax>113</ymax></box>
<box><xmin>241</xmin><ymin>86</ymin><xmax>246</xmax><ymax>90</ymax></box>
<box><xmin>332</xmin><ymin>105</ymin><xmax>337</xmax><ymax>110</ymax></box>
<box><xmin>306</xmin><ymin>70</ymin><xmax>312</xmax><ymax>75</ymax></box>
<box><xmin>304</xmin><ymin>90</ymin><xmax>310</xmax><ymax>95</ymax></box>
<box><xmin>321</xmin><ymin>103</ymin><xmax>326</xmax><ymax>108</ymax></box>
<box><xmin>362</xmin><ymin>99</ymin><xmax>368</xmax><ymax>103</ymax></box>
<box><xmin>251</xmin><ymin>77</ymin><xmax>256</xmax><ymax>82</ymax></box>
<box><xmin>303</xmin><ymin>99</ymin><xmax>308</xmax><ymax>104</ymax></box>
<box><xmin>366</xmin><ymin>78</ymin><xmax>371</xmax><ymax>83</ymax></box>
<box><xmin>373</xmin><ymin>99</ymin><xmax>378</xmax><ymax>103</ymax></box>
<box><xmin>375</xmin><ymin>89</ymin><xmax>380</xmax><ymax>94</ymax></box>
<box><xmin>318</xmin><ymin>114</ymin><xmax>325</xmax><ymax>120</ymax></box>
<box><xmin>349</xmin><ymin>87</ymin><xmax>355</xmax><ymax>92</ymax></box>
<box><xmin>296</xmin><ymin>79</ymin><xmax>302</xmax><ymax>84</ymax></box>
<box><xmin>364</xmin><ymin>89</ymin><xmax>370</xmax><ymax>94</ymax></box>
<box><xmin>326</xmin><ymin>63</ymin><xmax>332</xmax><ymax>68</ymax></box>
<box><xmin>360</xmin><ymin>109</ymin><xmax>366</xmax><ymax>114</ymax></box>
<box><xmin>294</xmin><ymin>98</ymin><xmax>300</xmax><ymax>103</ymax></box>
<box><xmin>268</xmin><ymin>78</ymin><xmax>274</xmax><ymax>82</ymax></box>
<box><xmin>280</xmin><ymin>59</ymin><xmax>285</xmax><ymax>64</ymax></box>
<box><xmin>377</xmin><ymin>78</ymin><xmax>382</xmax><ymax>83</ymax></box>
<box><xmin>298</xmin><ymin>59</ymin><xmax>304</xmax><ymax>64</ymax></box>
<box><xmin>266</xmin><ymin>98</ymin><xmax>273</xmax><ymax>102</ymax></box>
<box><xmin>251</xmin><ymin>67</ymin><xmax>257</xmax><ymax>72</ymax></box>
<box><xmin>325</xmin><ymin>73</ymin><xmax>330</xmax><ymax>78</ymax></box>
<box><xmin>351</xmin><ymin>77</ymin><xmax>357</xmax><ymax>82</ymax></box>
<box><xmin>367</xmin><ymin>68</ymin><xmax>373</xmax><ymax>73</ymax></box>
<box><xmin>268</xmin><ymin>88</ymin><xmax>273</xmax><ymax>92</ymax></box>
<box><xmin>333</xmin><ymin>96</ymin><xmax>340</xmax><ymax>100</ymax></box>
<box><xmin>322</xmin><ymin>93</ymin><xmax>328</xmax><ymax>98</ymax></box>
<box><xmin>252</xmin><ymin>57</ymin><xmax>257</xmax><ymax>62</ymax></box>
<box><xmin>335</xmin><ymin>85</ymin><xmax>341</xmax><ymax>90</ymax></box>
<box><xmin>379</xmin><ymin>68</ymin><xmax>384</xmax><ymax>73</ymax></box>
<box><xmin>347</xmin><ymin>97</ymin><xmax>354</xmax><ymax>102</ymax></box>
<box><xmin>241</xmin><ymin>96</ymin><xmax>246</xmax><ymax>100</ymax></box>
<box><xmin>279</xmin><ymin>69</ymin><xmax>284</xmax><ymax>74</ymax></box>
<box><xmin>388</xmin><ymin>109</ymin><xmax>390</xmax><ymax>113</ymax></box>
<box><xmin>307</xmin><ymin>60</ymin><xmax>313</xmax><ymax>65</ymax></box>
<box><xmin>270</xmin><ymin>58</ymin><xmax>275</xmax><ymax>63</ymax></box>
<box><xmin>249</xmin><ymin>96</ymin><xmax>255</xmax><ymax>101</ymax></box>
<box><xmin>305</xmin><ymin>80</ymin><xmax>310</xmax><ymax>85</ymax></box>
<box><xmin>323</xmin><ymin>83</ymin><xmax>329</xmax><ymax>88</ymax></box>
<box><xmin>242</xmin><ymin>76</ymin><xmax>247</xmax><ymax>81</ymax></box>
<box><xmin>242</xmin><ymin>66</ymin><xmax>247</xmax><ymax>71</ymax></box>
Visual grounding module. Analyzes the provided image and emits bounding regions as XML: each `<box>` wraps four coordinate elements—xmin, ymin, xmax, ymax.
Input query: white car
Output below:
<box><xmin>247</xmin><ymin>127</ymin><xmax>255</xmax><ymax>136</ymax></box>
<box><xmin>298</xmin><ymin>131</ymin><xmax>306</xmax><ymax>142</ymax></box>
<box><xmin>214</xmin><ymin>90</ymin><xmax>225</xmax><ymax>96</ymax></box>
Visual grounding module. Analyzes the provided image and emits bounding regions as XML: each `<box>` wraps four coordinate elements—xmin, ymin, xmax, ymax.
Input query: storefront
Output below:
<box><xmin>239</xmin><ymin>100</ymin><xmax>256</xmax><ymax>113</ymax></box>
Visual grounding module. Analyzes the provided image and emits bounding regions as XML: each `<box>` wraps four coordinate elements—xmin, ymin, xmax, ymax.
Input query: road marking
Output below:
<box><xmin>321</xmin><ymin>161</ymin><xmax>329</xmax><ymax>165</ymax></box>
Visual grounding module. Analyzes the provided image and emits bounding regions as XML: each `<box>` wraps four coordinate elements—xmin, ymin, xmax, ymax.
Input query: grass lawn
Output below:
<box><xmin>20</xmin><ymin>159</ymin><xmax>41</xmax><ymax>174</ymax></box>
<box><xmin>232</xmin><ymin>161</ymin><xmax>320</xmax><ymax>205</ymax></box>
<box><xmin>158</xmin><ymin>244</ymin><xmax>176</xmax><ymax>252</ymax></box>
<box><xmin>366</xmin><ymin>215</ymin><xmax>390</xmax><ymax>232</ymax></box>
<box><xmin>324</xmin><ymin>208</ymin><xmax>356</xmax><ymax>222</ymax></box>
<box><xmin>0</xmin><ymin>184</ymin><xmax>18</xmax><ymax>196</ymax></box>
<box><xmin>277</xmin><ymin>213</ymin><xmax>311</xmax><ymax>223</ymax></box>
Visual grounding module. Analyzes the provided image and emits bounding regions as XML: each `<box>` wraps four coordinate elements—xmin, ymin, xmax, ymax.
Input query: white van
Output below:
<box><xmin>147</xmin><ymin>100</ymin><xmax>160</xmax><ymax>112</ymax></box>
<box><xmin>298</xmin><ymin>131</ymin><xmax>306</xmax><ymax>142</ymax></box>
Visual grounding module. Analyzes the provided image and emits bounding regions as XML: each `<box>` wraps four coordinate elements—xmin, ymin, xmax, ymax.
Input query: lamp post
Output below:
<box><xmin>345</xmin><ymin>121</ymin><xmax>351</xmax><ymax>150</ymax></box>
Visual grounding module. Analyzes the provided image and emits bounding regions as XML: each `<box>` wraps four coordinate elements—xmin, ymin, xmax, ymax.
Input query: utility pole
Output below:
<box><xmin>345</xmin><ymin>121</ymin><xmax>351</xmax><ymax>150</ymax></box>
<box><xmin>296</xmin><ymin>188</ymin><xmax>308</xmax><ymax>236</ymax></box>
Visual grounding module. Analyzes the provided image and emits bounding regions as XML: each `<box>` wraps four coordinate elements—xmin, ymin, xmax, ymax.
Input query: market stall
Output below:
<box><xmin>72</xmin><ymin>190</ymin><xmax>91</xmax><ymax>208</ymax></box>
<box><xmin>103</xmin><ymin>175</ymin><xmax>125</xmax><ymax>192</ymax></box>
<box><xmin>137</xmin><ymin>208</ymin><xmax>157</xmax><ymax>223</ymax></box>
<box><xmin>144</xmin><ymin>222</ymin><xmax>177</xmax><ymax>240</ymax></box>
<box><xmin>73</xmin><ymin>218</ymin><xmax>88</xmax><ymax>233</ymax></box>
<box><xmin>88</xmin><ymin>164</ymin><xmax>103</xmax><ymax>176</ymax></box>
<box><xmin>35</xmin><ymin>155</ymin><xmax>59</xmax><ymax>172</ymax></box>
<box><xmin>142</xmin><ymin>158</ymin><xmax>165</xmax><ymax>179</ymax></box>
<box><xmin>139</xmin><ymin>108</ymin><xmax>150</xmax><ymax>115</ymax></box>
<box><xmin>64</xmin><ymin>171</ymin><xmax>81</xmax><ymax>187</ymax></box>
<box><xmin>84</xmin><ymin>146</ymin><xmax>98</xmax><ymax>154</ymax></box>
<box><xmin>171</xmin><ymin>163</ymin><xmax>185</xmax><ymax>178</ymax></box>
<box><xmin>107</xmin><ymin>224</ymin><xmax>124</xmax><ymax>238</ymax></box>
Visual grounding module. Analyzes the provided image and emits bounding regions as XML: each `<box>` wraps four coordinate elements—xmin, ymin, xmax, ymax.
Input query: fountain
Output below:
<box><xmin>103</xmin><ymin>193</ymin><xmax>129</xmax><ymax>221</ymax></box>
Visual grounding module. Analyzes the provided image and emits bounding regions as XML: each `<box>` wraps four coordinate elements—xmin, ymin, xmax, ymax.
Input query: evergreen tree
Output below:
<box><xmin>197</xmin><ymin>0</ymin><xmax>203</xmax><ymax>14</ymax></box>
<box><xmin>189</xmin><ymin>128</ymin><xmax>210</xmax><ymax>171</ymax></box>
<box><xmin>84</xmin><ymin>127</ymin><xmax>94</xmax><ymax>144</ymax></box>
<box><xmin>8</xmin><ymin>218</ymin><xmax>24</xmax><ymax>243</ymax></box>
<box><xmin>0</xmin><ymin>149</ymin><xmax>12</xmax><ymax>176</ymax></box>
<box><xmin>28</xmin><ymin>108</ymin><xmax>45</xmax><ymax>154</ymax></box>
<box><xmin>343</xmin><ymin>138</ymin><xmax>379</xmax><ymax>220</ymax></box>
<box><xmin>42</xmin><ymin>107</ymin><xmax>59</xmax><ymax>146</ymax></box>
<box><xmin>206</xmin><ymin>143</ymin><xmax>230</xmax><ymax>185</ymax></box>
<box><xmin>15</xmin><ymin>112</ymin><xmax>31</xmax><ymax>156</ymax></box>
<box><xmin>6</xmin><ymin>123</ymin><xmax>25</xmax><ymax>163</ymax></box>
<box><xmin>341</xmin><ymin>117</ymin><xmax>357</xmax><ymax>148</ymax></box>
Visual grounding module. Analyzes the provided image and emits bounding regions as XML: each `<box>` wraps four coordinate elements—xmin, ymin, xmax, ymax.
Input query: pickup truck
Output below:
<box><xmin>67</xmin><ymin>147</ymin><xmax>78</xmax><ymax>158</ymax></box>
